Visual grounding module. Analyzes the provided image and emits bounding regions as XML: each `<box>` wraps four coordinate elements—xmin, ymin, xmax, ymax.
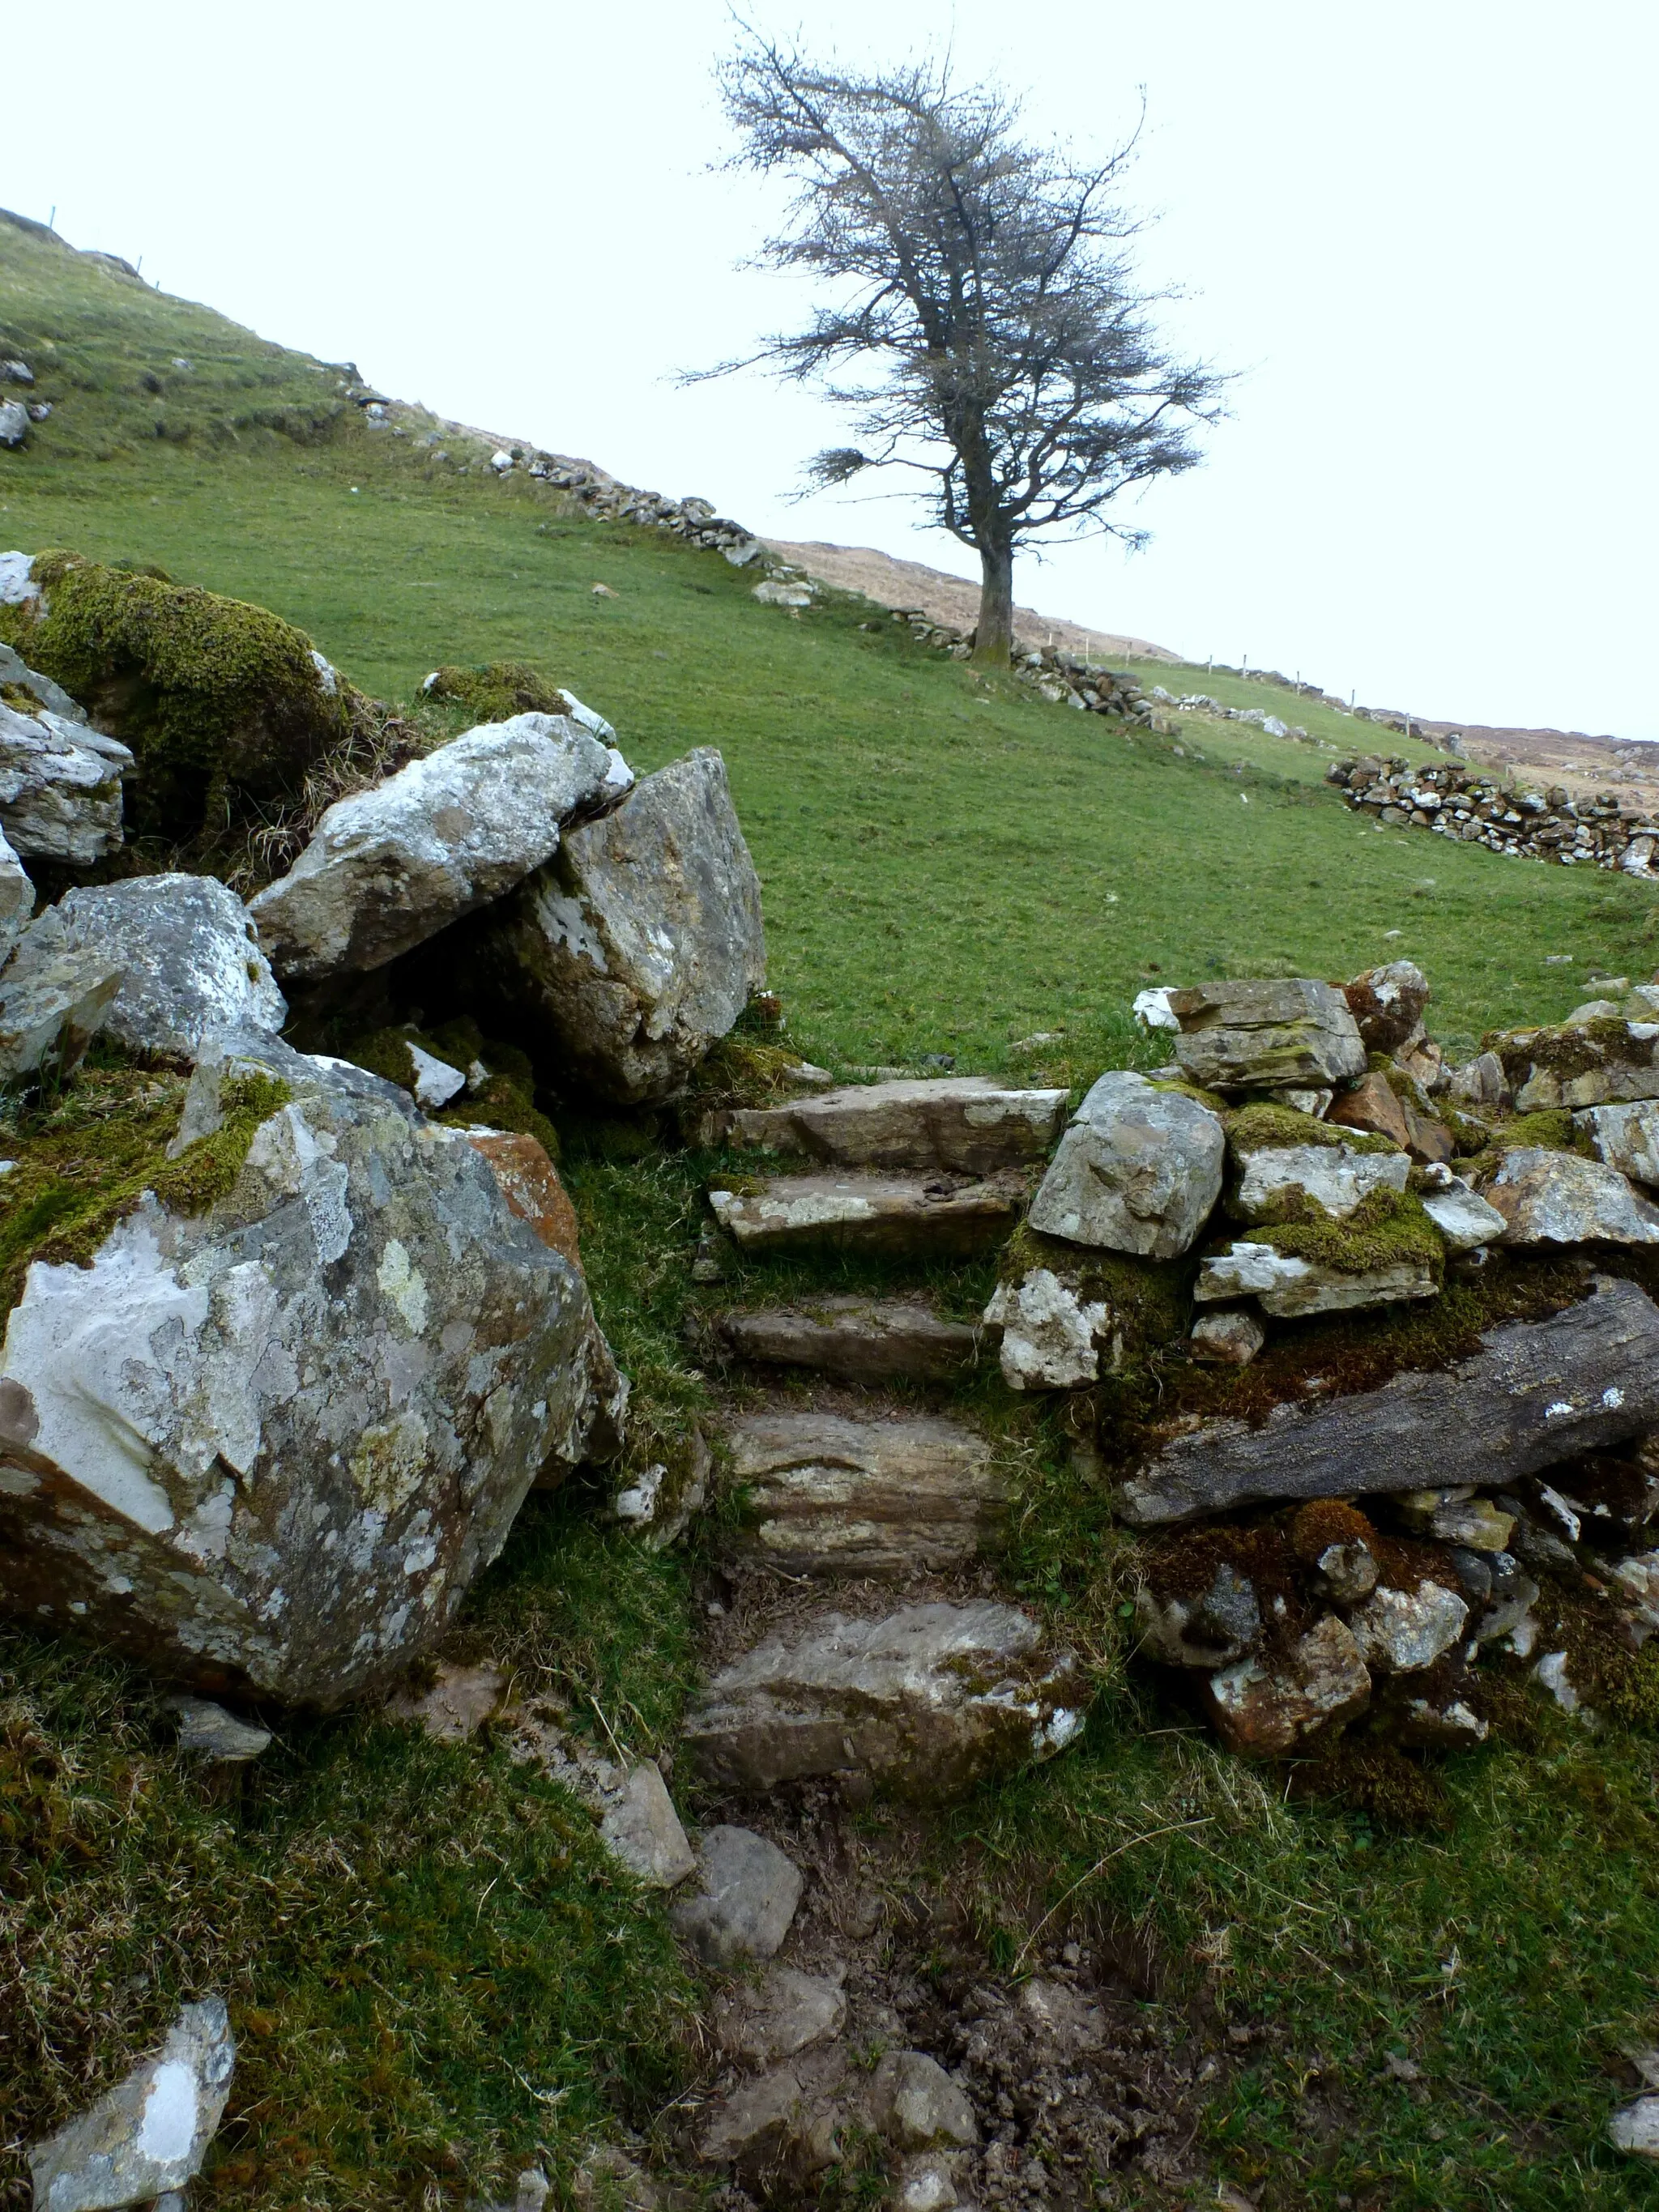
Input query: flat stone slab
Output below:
<box><xmin>1168</xmin><ymin>978</ymin><xmax>1367</xmax><ymax>1093</ymax></box>
<box><xmin>706</xmin><ymin>1076</ymin><xmax>1067</xmax><ymax>1174</ymax></box>
<box><xmin>1118</xmin><ymin>1276</ymin><xmax>1659</xmax><ymax>1526</ymax></box>
<box><xmin>708</xmin><ymin>1170</ymin><xmax>1026</xmax><ymax>1257</ymax></box>
<box><xmin>717</xmin><ymin>1296</ymin><xmax>983</xmax><ymax>1382</ymax></box>
<box><xmin>683</xmin><ymin>1600</ymin><xmax>1085</xmax><ymax>1802</ymax></box>
<box><xmin>723</xmin><ymin>1409</ymin><xmax>1004</xmax><ymax>1575</ymax></box>
<box><xmin>1194</xmin><ymin>1238</ymin><xmax>1437</xmax><ymax>1317</ymax></box>
<box><xmin>1231</xmin><ymin>1138</ymin><xmax>1409</xmax><ymax>1223</ymax></box>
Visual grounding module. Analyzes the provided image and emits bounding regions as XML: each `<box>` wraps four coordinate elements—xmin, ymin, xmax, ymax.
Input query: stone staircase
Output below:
<box><xmin>671</xmin><ymin>1076</ymin><xmax>1102</xmax><ymax>2202</ymax></box>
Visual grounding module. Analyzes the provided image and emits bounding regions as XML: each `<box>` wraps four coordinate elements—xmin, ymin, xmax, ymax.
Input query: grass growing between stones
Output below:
<box><xmin>9</xmin><ymin>215</ymin><xmax>1659</xmax><ymax>2207</ymax></box>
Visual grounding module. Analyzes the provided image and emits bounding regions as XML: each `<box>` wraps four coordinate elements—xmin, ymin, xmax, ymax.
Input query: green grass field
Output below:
<box><xmin>3</xmin><ymin>211</ymin><xmax>1658</xmax><ymax>2212</ymax></box>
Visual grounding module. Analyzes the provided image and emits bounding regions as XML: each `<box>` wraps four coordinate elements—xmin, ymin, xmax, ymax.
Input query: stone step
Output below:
<box><xmin>683</xmin><ymin>1598</ymin><xmax>1085</xmax><ymax>1801</ymax></box>
<box><xmin>707</xmin><ymin>1169</ymin><xmax>1027</xmax><ymax>1257</ymax></box>
<box><xmin>702</xmin><ymin>1075</ymin><xmax>1068</xmax><ymax>1174</ymax></box>
<box><xmin>722</xmin><ymin>1409</ymin><xmax>1004</xmax><ymax>1575</ymax></box>
<box><xmin>716</xmin><ymin>1296</ymin><xmax>984</xmax><ymax>1382</ymax></box>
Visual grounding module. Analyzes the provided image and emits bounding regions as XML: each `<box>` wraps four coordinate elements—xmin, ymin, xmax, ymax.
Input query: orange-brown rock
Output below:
<box><xmin>468</xmin><ymin>1130</ymin><xmax>581</xmax><ymax>1264</ymax></box>
<box><xmin>1328</xmin><ymin>1069</ymin><xmax>1453</xmax><ymax>1165</ymax></box>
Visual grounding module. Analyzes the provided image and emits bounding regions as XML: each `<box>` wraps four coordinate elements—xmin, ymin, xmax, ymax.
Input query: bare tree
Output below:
<box><xmin>708</xmin><ymin>29</ymin><xmax>1226</xmax><ymax>665</ymax></box>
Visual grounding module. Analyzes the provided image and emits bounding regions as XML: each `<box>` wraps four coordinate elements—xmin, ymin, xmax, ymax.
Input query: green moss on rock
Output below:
<box><xmin>0</xmin><ymin>1057</ymin><xmax>289</xmax><ymax>1321</ymax></box>
<box><xmin>1226</xmin><ymin>1100</ymin><xmax>1398</xmax><ymax>1156</ymax></box>
<box><xmin>0</xmin><ymin>550</ymin><xmax>356</xmax><ymax>850</ymax></box>
<box><xmin>1244</xmin><ymin>1185</ymin><xmax>1445</xmax><ymax>1281</ymax></box>
<box><xmin>424</xmin><ymin>661</ymin><xmax>566</xmax><ymax>724</ymax></box>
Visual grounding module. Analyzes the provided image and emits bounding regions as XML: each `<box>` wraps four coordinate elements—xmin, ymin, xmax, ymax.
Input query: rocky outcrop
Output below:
<box><xmin>706</xmin><ymin>1076</ymin><xmax>1067</xmax><ymax>1174</ymax></box>
<box><xmin>4</xmin><ymin>872</ymin><xmax>285</xmax><ymax>1061</ymax></box>
<box><xmin>28</xmin><ymin>1997</ymin><xmax>234</xmax><ymax>2212</ymax></box>
<box><xmin>0</xmin><ymin>695</ymin><xmax>131</xmax><ymax>863</ymax></box>
<box><xmin>248</xmin><ymin>714</ymin><xmax>628</xmax><ymax>979</ymax></box>
<box><xmin>1119</xmin><ymin>1277</ymin><xmax>1659</xmax><ymax>1526</ymax></box>
<box><xmin>483</xmin><ymin>748</ymin><xmax>764</xmax><ymax>1103</ymax></box>
<box><xmin>0</xmin><ymin>1033</ymin><xmax>621</xmax><ymax>1704</ymax></box>
<box><xmin>684</xmin><ymin>1600</ymin><xmax>1085</xmax><ymax>1802</ymax></box>
<box><xmin>1026</xmin><ymin>1071</ymin><xmax>1224</xmax><ymax>1256</ymax></box>
<box><xmin>721</xmin><ymin>1410</ymin><xmax>1004</xmax><ymax>1575</ymax></box>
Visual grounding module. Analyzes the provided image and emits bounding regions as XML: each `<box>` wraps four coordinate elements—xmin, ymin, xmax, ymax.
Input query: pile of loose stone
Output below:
<box><xmin>1328</xmin><ymin>752</ymin><xmax>1659</xmax><ymax>875</ymax></box>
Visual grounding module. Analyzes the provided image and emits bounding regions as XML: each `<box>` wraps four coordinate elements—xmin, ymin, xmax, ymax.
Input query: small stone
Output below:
<box><xmin>716</xmin><ymin>1965</ymin><xmax>847</xmax><ymax>2066</ymax></box>
<box><xmin>893</xmin><ymin>2154</ymin><xmax>959</xmax><ymax>2210</ymax></box>
<box><xmin>1387</xmin><ymin>1692</ymin><xmax>1489</xmax><ymax>1750</ymax></box>
<box><xmin>1026</xmin><ymin>1069</ymin><xmax>1225</xmax><ymax>1256</ymax></box>
<box><xmin>1346</xmin><ymin>1583</ymin><xmax>1469</xmax><ymax>1673</ymax></box>
<box><xmin>1610</xmin><ymin>2096</ymin><xmax>1659</xmax><ymax>2159</ymax></box>
<box><xmin>984</xmin><ymin>1268</ymin><xmax>1112</xmax><ymax>1389</ymax></box>
<box><xmin>406</xmin><ymin>1039</ymin><xmax>466</xmax><ymax>1109</ymax></box>
<box><xmin>610</xmin><ymin>1431</ymin><xmax>708</xmax><ymax>1550</ymax></box>
<box><xmin>28</xmin><ymin>1997</ymin><xmax>235</xmax><ymax>2212</ymax></box>
<box><xmin>1190</xmin><ymin>1309</ymin><xmax>1266</xmax><ymax>1365</ymax></box>
<box><xmin>167</xmin><ymin>1697</ymin><xmax>272</xmax><ymax>1763</ymax></box>
<box><xmin>1420</xmin><ymin>1182</ymin><xmax>1508</xmax><ymax>1251</ymax></box>
<box><xmin>1392</xmin><ymin>1487</ymin><xmax>1516</xmax><ymax>1550</ymax></box>
<box><xmin>1204</xmin><ymin>1616</ymin><xmax>1371</xmax><ymax>1755</ymax></box>
<box><xmin>1484</xmin><ymin>1148</ymin><xmax>1659</xmax><ymax>1246</ymax></box>
<box><xmin>698</xmin><ymin>2052</ymin><xmax>844</xmax><ymax>2175</ymax></box>
<box><xmin>1136</xmin><ymin>1565</ymin><xmax>1260</xmax><ymax>1668</ymax></box>
<box><xmin>386</xmin><ymin>1661</ymin><xmax>507</xmax><ymax>1743</ymax></box>
<box><xmin>1446</xmin><ymin>1051</ymin><xmax>1509</xmax><ymax>1110</ymax></box>
<box><xmin>669</xmin><ymin>1826</ymin><xmax>803</xmax><ymax>1965</ymax></box>
<box><xmin>1315</xmin><ymin>1540</ymin><xmax>1379</xmax><ymax>1605</ymax></box>
<box><xmin>0</xmin><ymin>399</ymin><xmax>30</xmax><ymax>449</ymax></box>
<box><xmin>1576</xmin><ymin>1100</ymin><xmax>1659</xmax><ymax>1189</ymax></box>
<box><xmin>869</xmin><ymin>2052</ymin><xmax>978</xmax><ymax>2152</ymax></box>
<box><xmin>1343</xmin><ymin>961</ymin><xmax>1431</xmax><ymax>1053</ymax></box>
<box><xmin>1533</xmin><ymin>1648</ymin><xmax>1593</xmax><ymax>1719</ymax></box>
<box><xmin>594</xmin><ymin>1759</ymin><xmax>697</xmax><ymax>1890</ymax></box>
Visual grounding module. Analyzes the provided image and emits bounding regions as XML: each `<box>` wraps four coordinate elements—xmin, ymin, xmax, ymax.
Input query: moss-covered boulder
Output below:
<box><xmin>0</xmin><ymin>551</ymin><xmax>359</xmax><ymax>855</ymax></box>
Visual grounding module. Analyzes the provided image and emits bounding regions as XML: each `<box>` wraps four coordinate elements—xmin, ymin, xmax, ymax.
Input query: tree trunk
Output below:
<box><xmin>971</xmin><ymin>537</ymin><xmax>1014</xmax><ymax>667</ymax></box>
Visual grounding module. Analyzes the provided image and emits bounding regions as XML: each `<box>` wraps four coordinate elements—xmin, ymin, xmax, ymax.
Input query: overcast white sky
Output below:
<box><xmin>6</xmin><ymin>2</ymin><xmax>1656</xmax><ymax>735</ymax></box>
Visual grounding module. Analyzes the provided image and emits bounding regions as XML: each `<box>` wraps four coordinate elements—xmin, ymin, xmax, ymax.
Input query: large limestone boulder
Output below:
<box><xmin>4</xmin><ymin>874</ymin><xmax>285</xmax><ymax>1061</ymax></box>
<box><xmin>0</xmin><ymin>1033</ymin><xmax>621</xmax><ymax>1704</ymax></box>
<box><xmin>684</xmin><ymin>1600</ymin><xmax>1085</xmax><ymax>1802</ymax></box>
<box><xmin>1027</xmin><ymin>1071</ymin><xmax>1224</xmax><ymax>1256</ymax></box>
<box><xmin>484</xmin><ymin>748</ymin><xmax>766</xmax><ymax>1104</ymax></box>
<box><xmin>1167</xmin><ymin>978</ymin><xmax>1367</xmax><ymax>1092</ymax></box>
<box><xmin>0</xmin><ymin>696</ymin><xmax>131</xmax><ymax>863</ymax></box>
<box><xmin>249</xmin><ymin>714</ymin><xmax>629</xmax><ymax>980</ymax></box>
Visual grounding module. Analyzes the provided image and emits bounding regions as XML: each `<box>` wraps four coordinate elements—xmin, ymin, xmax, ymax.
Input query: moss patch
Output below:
<box><xmin>999</xmin><ymin>1221</ymin><xmax>1192</xmax><ymax>1360</ymax></box>
<box><xmin>1242</xmin><ymin>1185</ymin><xmax>1445</xmax><ymax>1280</ymax></box>
<box><xmin>1485</xmin><ymin>1016</ymin><xmax>1653</xmax><ymax>1085</ymax></box>
<box><xmin>0</xmin><ymin>1053</ymin><xmax>288</xmax><ymax>1320</ymax></box>
<box><xmin>0</xmin><ymin>550</ymin><xmax>356</xmax><ymax>853</ymax></box>
<box><xmin>423</xmin><ymin>660</ymin><xmax>567</xmax><ymax>724</ymax></box>
<box><xmin>1226</xmin><ymin>1100</ymin><xmax>1397</xmax><ymax>1156</ymax></box>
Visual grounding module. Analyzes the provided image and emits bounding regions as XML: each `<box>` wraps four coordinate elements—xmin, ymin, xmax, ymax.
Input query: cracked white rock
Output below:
<box><xmin>1345</xmin><ymin>1583</ymin><xmax>1468</xmax><ymax>1673</ymax></box>
<box><xmin>248</xmin><ymin>713</ymin><xmax>625</xmax><ymax>980</ymax></box>
<box><xmin>1230</xmin><ymin>1138</ymin><xmax>1409</xmax><ymax>1223</ymax></box>
<box><xmin>2</xmin><ymin>873</ymin><xmax>285</xmax><ymax>1062</ymax></box>
<box><xmin>28</xmin><ymin>1997</ymin><xmax>235</xmax><ymax>2212</ymax></box>
<box><xmin>0</xmin><ymin>1032</ymin><xmax>621</xmax><ymax>1704</ymax></box>
<box><xmin>984</xmin><ymin>1268</ymin><xmax>1113</xmax><ymax>1389</ymax></box>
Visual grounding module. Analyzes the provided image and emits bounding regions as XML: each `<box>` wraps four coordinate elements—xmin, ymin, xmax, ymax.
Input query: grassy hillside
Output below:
<box><xmin>5</xmin><ymin>211</ymin><xmax>1659</xmax><ymax>2212</ymax></box>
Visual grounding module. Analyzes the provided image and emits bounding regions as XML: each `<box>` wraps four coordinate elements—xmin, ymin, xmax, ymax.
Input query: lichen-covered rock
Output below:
<box><xmin>1346</xmin><ymin>1582</ymin><xmax>1468</xmax><ymax>1672</ymax></box>
<box><xmin>4</xmin><ymin>874</ymin><xmax>285</xmax><ymax>1062</ymax></box>
<box><xmin>484</xmin><ymin>748</ymin><xmax>766</xmax><ymax>1104</ymax></box>
<box><xmin>1492</xmin><ymin>1018</ymin><xmax>1659</xmax><ymax>1112</ymax></box>
<box><xmin>1576</xmin><ymin>1100</ymin><xmax>1659</xmax><ymax>1189</ymax></box>
<box><xmin>1120</xmin><ymin>1278</ymin><xmax>1659</xmax><ymax>1527</ymax></box>
<box><xmin>723</xmin><ymin>1409</ymin><xmax>1004</xmax><ymax>1575</ymax></box>
<box><xmin>1026</xmin><ymin>1070</ymin><xmax>1224</xmax><ymax>1255</ymax></box>
<box><xmin>983</xmin><ymin>1268</ymin><xmax>1113</xmax><ymax>1389</ymax></box>
<box><xmin>1167</xmin><ymin>978</ymin><xmax>1367</xmax><ymax>1092</ymax></box>
<box><xmin>1328</xmin><ymin>1067</ymin><xmax>1453</xmax><ymax>1164</ymax></box>
<box><xmin>1203</xmin><ymin>1616</ymin><xmax>1371</xmax><ymax>1755</ymax></box>
<box><xmin>248</xmin><ymin>714</ymin><xmax>626</xmax><ymax>979</ymax></box>
<box><xmin>1135</xmin><ymin>1564</ymin><xmax>1262</xmax><ymax>1668</ymax></box>
<box><xmin>707</xmin><ymin>1076</ymin><xmax>1068</xmax><ymax>1174</ymax></box>
<box><xmin>1230</xmin><ymin>1137</ymin><xmax>1410</xmax><ymax>1223</ymax></box>
<box><xmin>684</xmin><ymin>1600</ymin><xmax>1085</xmax><ymax>1802</ymax></box>
<box><xmin>1483</xmin><ymin>1147</ymin><xmax>1659</xmax><ymax>1246</ymax></box>
<box><xmin>0</xmin><ymin>1032</ymin><xmax>621</xmax><ymax>1704</ymax></box>
<box><xmin>0</xmin><ymin>944</ymin><xmax>122</xmax><ymax>1082</ymax></box>
<box><xmin>28</xmin><ymin>1997</ymin><xmax>234</xmax><ymax>2212</ymax></box>
<box><xmin>0</xmin><ymin>821</ymin><xmax>32</xmax><ymax>965</ymax></box>
<box><xmin>1343</xmin><ymin>961</ymin><xmax>1430</xmax><ymax>1053</ymax></box>
<box><xmin>1193</xmin><ymin>1238</ymin><xmax>1437</xmax><ymax>1317</ymax></box>
<box><xmin>0</xmin><ymin>697</ymin><xmax>131</xmax><ymax>863</ymax></box>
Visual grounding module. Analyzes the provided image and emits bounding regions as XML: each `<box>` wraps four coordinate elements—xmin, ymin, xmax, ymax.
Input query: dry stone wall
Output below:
<box><xmin>1329</xmin><ymin>752</ymin><xmax>1659</xmax><ymax>876</ymax></box>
